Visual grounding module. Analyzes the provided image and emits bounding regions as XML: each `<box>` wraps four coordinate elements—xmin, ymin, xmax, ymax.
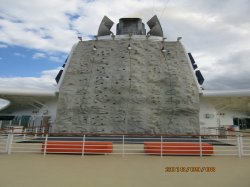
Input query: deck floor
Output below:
<box><xmin>0</xmin><ymin>154</ymin><xmax>250</xmax><ymax>187</ymax></box>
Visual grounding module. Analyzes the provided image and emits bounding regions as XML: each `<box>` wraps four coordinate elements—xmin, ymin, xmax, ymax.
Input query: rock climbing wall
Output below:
<box><xmin>54</xmin><ymin>39</ymin><xmax>200</xmax><ymax>134</ymax></box>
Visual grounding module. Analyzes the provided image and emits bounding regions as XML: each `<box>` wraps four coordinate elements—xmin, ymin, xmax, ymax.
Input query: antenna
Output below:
<box><xmin>160</xmin><ymin>0</ymin><xmax>170</xmax><ymax>19</ymax></box>
<box><xmin>152</xmin><ymin>0</ymin><xmax>155</xmax><ymax>15</ymax></box>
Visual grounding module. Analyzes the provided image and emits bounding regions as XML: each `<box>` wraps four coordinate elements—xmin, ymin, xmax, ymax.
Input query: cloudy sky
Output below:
<box><xmin>0</xmin><ymin>0</ymin><xmax>250</xmax><ymax>92</ymax></box>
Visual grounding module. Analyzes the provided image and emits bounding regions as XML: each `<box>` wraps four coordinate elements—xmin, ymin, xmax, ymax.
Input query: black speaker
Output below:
<box><xmin>192</xmin><ymin>64</ymin><xmax>198</xmax><ymax>70</ymax></box>
<box><xmin>188</xmin><ymin>52</ymin><xmax>195</xmax><ymax>65</ymax></box>
<box><xmin>55</xmin><ymin>70</ymin><xmax>63</xmax><ymax>83</ymax></box>
<box><xmin>195</xmin><ymin>70</ymin><xmax>204</xmax><ymax>85</ymax></box>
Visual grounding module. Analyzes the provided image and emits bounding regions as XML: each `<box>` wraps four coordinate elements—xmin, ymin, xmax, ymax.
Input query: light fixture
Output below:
<box><xmin>127</xmin><ymin>44</ymin><xmax>132</xmax><ymax>50</ymax></box>
<box><xmin>78</xmin><ymin>36</ymin><xmax>82</xmax><ymax>41</ymax></box>
<box><xmin>161</xmin><ymin>46</ymin><xmax>166</xmax><ymax>53</ymax></box>
<box><xmin>177</xmin><ymin>37</ymin><xmax>182</xmax><ymax>41</ymax></box>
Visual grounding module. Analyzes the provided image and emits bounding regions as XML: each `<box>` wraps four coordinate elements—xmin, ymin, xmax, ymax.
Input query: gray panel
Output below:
<box><xmin>147</xmin><ymin>15</ymin><xmax>163</xmax><ymax>37</ymax></box>
<box><xmin>97</xmin><ymin>16</ymin><xmax>114</xmax><ymax>36</ymax></box>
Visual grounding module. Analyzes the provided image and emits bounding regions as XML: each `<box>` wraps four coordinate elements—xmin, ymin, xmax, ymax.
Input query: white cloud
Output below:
<box><xmin>49</xmin><ymin>56</ymin><xmax>61</xmax><ymax>63</ymax></box>
<box><xmin>41</xmin><ymin>68</ymin><xmax>61</xmax><ymax>79</ymax></box>
<box><xmin>14</xmin><ymin>52</ymin><xmax>26</xmax><ymax>57</ymax></box>
<box><xmin>0</xmin><ymin>68</ymin><xmax>60</xmax><ymax>92</ymax></box>
<box><xmin>32</xmin><ymin>52</ymin><xmax>46</xmax><ymax>59</ymax></box>
<box><xmin>0</xmin><ymin>0</ymin><xmax>249</xmax><ymax>90</ymax></box>
<box><xmin>0</xmin><ymin>0</ymin><xmax>80</xmax><ymax>53</ymax></box>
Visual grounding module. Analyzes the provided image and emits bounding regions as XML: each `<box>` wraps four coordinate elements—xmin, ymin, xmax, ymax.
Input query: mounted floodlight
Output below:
<box><xmin>97</xmin><ymin>16</ymin><xmax>114</xmax><ymax>36</ymax></box>
<box><xmin>78</xmin><ymin>36</ymin><xmax>82</xmax><ymax>41</ymax></box>
<box><xmin>147</xmin><ymin>15</ymin><xmax>163</xmax><ymax>37</ymax></box>
<box><xmin>177</xmin><ymin>37</ymin><xmax>182</xmax><ymax>41</ymax></box>
<box><xmin>161</xmin><ymin>47</ymin><xmax>166</xmax><ymax>53</ymax></box>
<box><xmin>127</xmin><ymin>44</ymin><xmax>132</xmax><ymax>50</ymax></box>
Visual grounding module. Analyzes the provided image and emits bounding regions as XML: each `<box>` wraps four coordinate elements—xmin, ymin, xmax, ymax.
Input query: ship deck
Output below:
<box><xmin>0</xmin><ymin>153</ymin><xmax>250</xmax><ymax>187</ymax></box>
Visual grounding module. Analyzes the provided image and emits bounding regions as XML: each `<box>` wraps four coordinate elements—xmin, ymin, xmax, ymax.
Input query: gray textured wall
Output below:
<box><xmin>54</xmin><ymin>39</ymin><xmax>200</xmax><ymax>134</ymax></box>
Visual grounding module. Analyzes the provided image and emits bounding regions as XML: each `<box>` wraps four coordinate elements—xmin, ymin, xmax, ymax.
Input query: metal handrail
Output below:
<box><xmin>0</xmin><ymin>131</ymin><xmax>249</xmax><ymax>157</ymax></box>
<box><xmin>5</xmin><ymin>131</ymin><xmax>249</xmax><ymax>137</ymax></box>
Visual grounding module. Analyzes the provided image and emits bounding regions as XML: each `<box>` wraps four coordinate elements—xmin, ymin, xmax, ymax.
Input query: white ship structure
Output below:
<box><xmin>0</xmin><ymin>15</ymin><xmax>249</xmax><ymax>135</ymax></box>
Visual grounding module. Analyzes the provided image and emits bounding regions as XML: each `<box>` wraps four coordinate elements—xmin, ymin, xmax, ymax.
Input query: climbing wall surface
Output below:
<box><xmin>55</xmin><ymin>39</ymin><xmax>200</xmax><ymax>134</ymax></box>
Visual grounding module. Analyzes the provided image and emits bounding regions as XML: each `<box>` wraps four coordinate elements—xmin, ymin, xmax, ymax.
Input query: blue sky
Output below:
<box><xmin>0</xmin><ymin>45</ymin><xmax>66</xmax><ymax>77</ymax></box>
<box><xmin>0</xmin><ymin>0</ymin><xmax>250</xmax><ymax>91</ymax></box>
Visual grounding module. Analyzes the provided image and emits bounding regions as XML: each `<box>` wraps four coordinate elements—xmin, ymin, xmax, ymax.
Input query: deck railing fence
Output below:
<box><xmin>0</xmin><ymin>131</ymin><xmax>250</xmax><ymax>157</ymax></box>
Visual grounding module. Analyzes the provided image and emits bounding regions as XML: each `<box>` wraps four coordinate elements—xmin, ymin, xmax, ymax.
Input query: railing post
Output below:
<box><xmin>240</xmin><ymin>135</ymin><xmax>243</xmax><ymax>156</ymax></box>
<box><xmin>18</xmin><ymin>118</ymin><xmax>22</xmax><ymax>126</ymax></box>
<box><xmin>216</xmin><ymin>129</ymin><xmax>219</xmax><ymax>140</ymax></box>
<box><xmin>6</xmin><ymin>132</ymin><xmax>14</xmax><ymax>155</ymax></box>
<box><xmin>82</xmin><ymin>135</ymin><xmax>85</xmax><ymax>157</ymax></box>
<box><xmin>43</xmin><ymin>133</ymin><xmax>48</xmax><ymax>157</ymax></box>
<box><xmin>237</xmin><ymin>135</ymin><xmax>242</xmax><ymax>158</ymax></box>
<box><xmin>42</xmin><ymin>127</ymin><xmax>45</xmax><ymax>138</ymax></box>
<box><xmin>5</xmin><ymin>133</ymin><xmax>9</xmax><ymax>153</ymax></box>
<box><xmin>122</xmin><ymin>135</ymin><xmax>125</xmax><ymax>157</ymax></box>
<box><xmin>23</xmin><ymin>128</ymin><xmax>27</xmax><ymax>139</ymax></box>
<box><xmin>35</xmin><ymin>128</ymin><xmax>38</xmax><ymax>138</ymax></box>
<box><xmin>199</xmin><ymin>135</ymin><xmax>202</xmax><ymax>157</ymax></box>
<box><xmin>160</xmin><ymin>136</ymin><xmax>163</xmax><ymax>158</ymax></box>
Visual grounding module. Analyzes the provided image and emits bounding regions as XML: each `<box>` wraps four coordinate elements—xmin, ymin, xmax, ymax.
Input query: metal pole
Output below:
<box><xmin>43</xmin><ymin>134</ymin><xmax>48</xmax><ymax>157</ymax></box>
<box><xmin>7</xmin><ymin>132</ymin><xmax>14</xmax><ymax>155</ymax></box>
<box><xmin>199</xmin><ymin>136</ymin><xmax>202</xmax><ymax>157</ymax></box>
<box><xmin>237</xmin><ymin>135</ymin><xmax>242</xmax><ymax>158</ymax></box>
<box><xmin>216</xmin><ymin>128</ymin><xmax>219</xmax><ymax>140</ymax></box>
<box><xmin>5</xmin><ymin>133</ymin><xmax>10</xmax><ymax>153</ymax></box>
<box><xmin>122</xmin><ymin>135</ymin><xmax>125</xmax><ymax>157</ymax></box>
<box><xmin>35</xmin><ymin>128</ymin><xmax>38</xmax><ymax>138</ymax></box>
<box><xmin>82</xmin><ymin>135</ymin><xmax>85</xmax><ymax>157</ymax></box>
<box><xmin>23</xmin><ymin>128</ymin><xmax>27</xmax><ymax>139</ymax></box>
<box><xmin>161</xmin><ymin>136</ymin><xmax>163</xmax><ymax>158</ymax></box>
<box><xmin>18</xmin><ymin>117</ymin><xmax>22</xmax><ymax>126</ymax></box>
<box><xmin>42</xmin><ymin>127</ymin><xmax>45</xmax><ymax>138</ymax></box>
<box><xmin>240</xmin><ymin>135</ymin><xmax>243</xmax><ymax>156</ymax></box>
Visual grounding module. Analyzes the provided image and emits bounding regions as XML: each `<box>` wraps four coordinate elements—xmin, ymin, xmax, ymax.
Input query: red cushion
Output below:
<box><xmin>42</xmin><ymin>141</ymin><xmax>113</xmax><ymax>154</ymax></box>
<box><xmin>144</xmin><ymin>142</ymin><xmax>213</xmax><ymax>155</ymax></box>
